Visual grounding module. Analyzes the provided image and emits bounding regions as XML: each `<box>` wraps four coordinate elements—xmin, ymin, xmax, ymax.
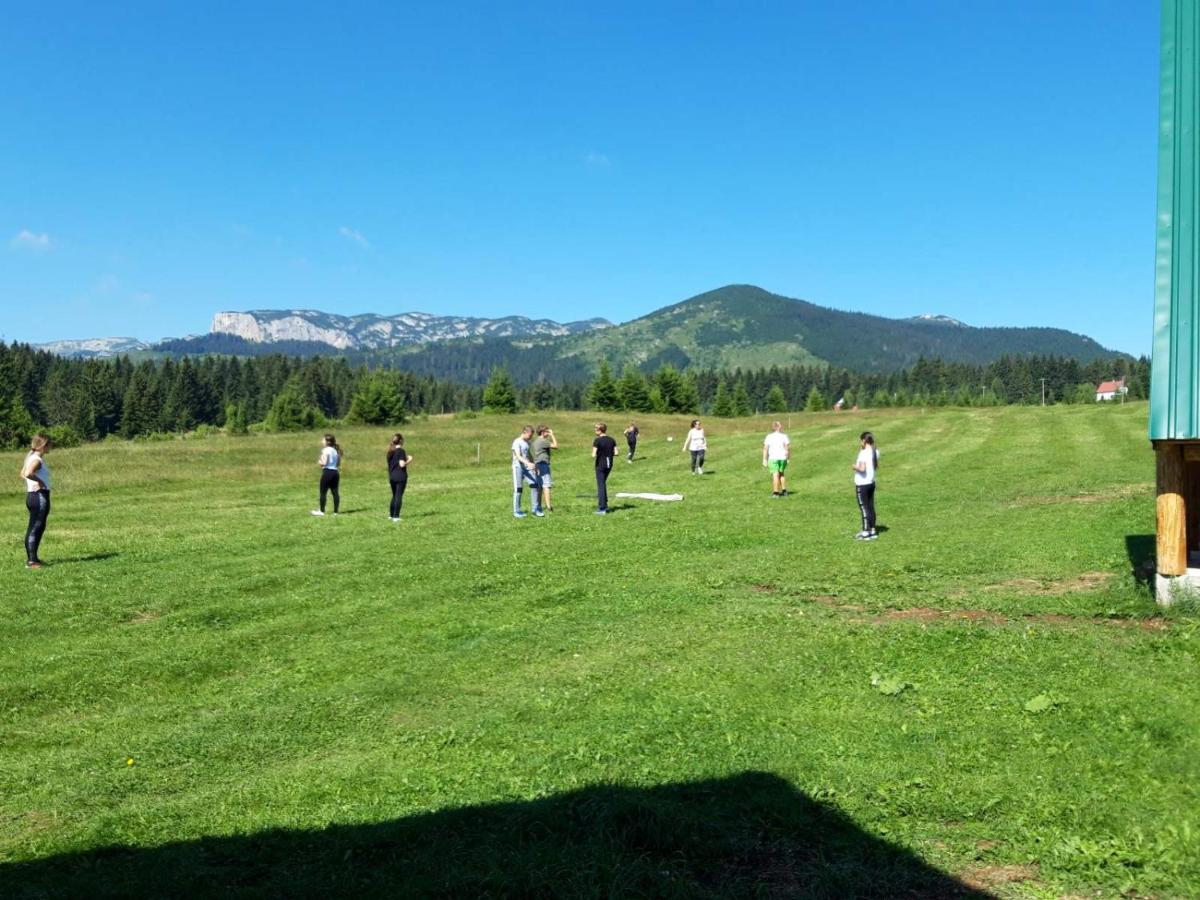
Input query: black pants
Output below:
<box><xmin>856</xmin><ymin>482</ymin><xmax>877</xmax><ymax>532</ymax></box>
<box><xmin>319</xmin><ymin>469</ymin><xmax>340</xmax><ymax>513</ymax></box>
<box><xmin>690</xmin><ymin>449</ymin><xmax>705</xmax><ymax>472</ymax></box>
<box><xmin>25</xmin><ymin>490</ymin><xmax>50</xmax><ymax>563</ymax></box>
<box><xmin>626</xmin><ymin>440</ymin><xmax>636</xmax><ymax>460</ymax></box>
<box><xmin>595</xmin><ymin>465</ymin><xmax>611</xmax><ymax>511</ymax></box>
<box><xmin>389</xmin><ymin>479</ymin><xmax>407</xmax><ymax>518</ymax></box>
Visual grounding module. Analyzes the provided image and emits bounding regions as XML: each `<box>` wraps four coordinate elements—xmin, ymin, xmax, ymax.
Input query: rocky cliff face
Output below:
<box><xmin>35</xmin><ymin>337</ymin><xmax>151</xmax><ymax>358</ymax></box>
<box><xmin>210</xmin><ymin>309</ymin><xmax>611</xmax><ymax>349</ymax></box>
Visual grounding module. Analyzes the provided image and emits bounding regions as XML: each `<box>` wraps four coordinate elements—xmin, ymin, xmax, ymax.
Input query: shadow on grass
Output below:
<box><xmin>1126</xmin><ymin>534</ymin><xmax>1157</xmax><ymax>596</ymax></box>
<box><xmin>46</xmin><ymin>552</ymin><xmax>120</xmax><ymax>565</ymax></box>
<box><xmin>0</xmin><ymin>772</ymin><xmax>990</xmax><ymax>899</ymax></box>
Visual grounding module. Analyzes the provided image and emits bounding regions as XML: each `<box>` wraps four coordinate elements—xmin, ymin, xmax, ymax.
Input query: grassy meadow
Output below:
<box><xmin>1</xmin><ymin>402</ymin><xmax>1197</xmax><ymax>898</ymax></box>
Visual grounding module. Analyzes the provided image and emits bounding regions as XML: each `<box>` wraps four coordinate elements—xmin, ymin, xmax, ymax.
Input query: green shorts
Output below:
<box><xmin>768</xmin><ymin>459</ymin><xmax>788</xmax><ymax>474</ymax></box>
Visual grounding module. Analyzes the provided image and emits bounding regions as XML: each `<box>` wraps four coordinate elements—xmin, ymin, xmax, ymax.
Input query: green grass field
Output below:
<box><xmin>1</xmin><ymin>403</ymin><xmax>1197</xmax><ymax>898</ymax></box>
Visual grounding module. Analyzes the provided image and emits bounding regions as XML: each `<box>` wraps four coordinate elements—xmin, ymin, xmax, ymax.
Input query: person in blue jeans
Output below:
<box><xmin>511</xmin><ymin>426</ymin><xmax>544</xmax><ymax>518</ymax></box>
<box><xmin>591</xmin><ymin>422</ymin><xmax>617</xmax><ymax>515</ymax></box>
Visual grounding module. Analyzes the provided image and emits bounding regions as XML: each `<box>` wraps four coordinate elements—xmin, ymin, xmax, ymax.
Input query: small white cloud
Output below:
<box><xmin>338</xmin><ymin>225</ymin><xmax>370</xmax><ymax>248</ymax></box>
<box><xmin>9</xmin><ymin>229</ymin><xmax>52</xmax><ymax>251</ymax></box>
<box><xmin>585</xmin><ymin>151</ymin><xmax>612</xmax><ymax>168</ymax></box>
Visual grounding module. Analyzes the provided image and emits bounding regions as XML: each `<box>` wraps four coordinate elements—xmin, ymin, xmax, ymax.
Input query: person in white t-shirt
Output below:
<box><xmin>20</xmin><ymin>433</ymin><xmax>52</xmax><ymax>569</ymax></box>
<box><xmin>682</xmin><ymin>419</ymin><xmax>707</xmax><ymax>474</ymax></box>
<box><xmin>311</xmin><ymin>434</ymin><xmax>342</xmax><ymax>516</ymax></box>
<box><xmin>762</xmin><ymin>421</ymin><xmax>790</xmax><ymax>497</ymax></box>
<box><xmin>510</xmin><ymin>426</ymin><xmax>544</xmax><ymax>518</ymax></box>
<box><xmin>853</xmin><ymin>431</ymin><xmax>879</xmax><ymax>540</ymax></box>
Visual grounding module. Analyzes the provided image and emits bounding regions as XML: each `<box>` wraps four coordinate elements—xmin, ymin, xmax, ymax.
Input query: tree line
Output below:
<box><xmin>0</xmin><ymin>340</ymin><xmax>1147</xmax><ymax>449</ymax></box>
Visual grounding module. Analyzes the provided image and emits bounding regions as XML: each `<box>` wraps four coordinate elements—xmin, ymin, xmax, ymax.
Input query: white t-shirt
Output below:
<box><xmin>685</xmin><ymin>428</ymin><xmax>707</xmax><ymax>451</ymax></box>
<box><xmin>854</xmin><ymin>447</ymin><xmax>876</xmax><ymax>486</ymax></box>
<box><xmin>511</xmin><ymin>437</ymin><xmax>530</xmax><ymax>470</ymax></box>
<box><xmin>763</xmin><ymin>431</ymin><xmax>790</xmax><ymax>461</ymax></box>
<box><xmin>23</xmin><ymin>451</ymin><xmax>50</xmax><ymax>492</ymax></box>
<box><xmin>320</xmin><ymin>447</ymin><xmax>340</xmax><ymax>470</ymax></box>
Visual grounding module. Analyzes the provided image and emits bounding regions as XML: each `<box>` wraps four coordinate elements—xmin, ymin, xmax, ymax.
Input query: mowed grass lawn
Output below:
<box><xmin>1</xmin><ymin>403</ymin><xmax>1197</xmax><ymax>898</ymax></box>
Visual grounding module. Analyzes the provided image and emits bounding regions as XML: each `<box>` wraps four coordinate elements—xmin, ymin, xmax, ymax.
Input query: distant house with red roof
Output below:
<box><xmin>1095</xmin><ymin>378</ymin><xmax>1127</xmax><ymax>402</ymax></box>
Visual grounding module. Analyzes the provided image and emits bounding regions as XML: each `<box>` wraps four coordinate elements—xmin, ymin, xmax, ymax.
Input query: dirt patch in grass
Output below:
<box><xmin>879</xmin><ymin>608</ymin><xmax>1007</xmax><ymax>625</ymax></box>
<box><xmin>124</xmin><ymin>610</ymin><xmax>161</xmax><ymax>625</ymax></box>
<box><xmin>947</xmin><ymin>571</ymin><xmax>1115</xmax><ymax>600</ymax></box>
<box><xmin>986</xmin><ymin>571</ymin><xmax>1113</xmax><ymax>595</ymax></box>
<box><xmin>961</xmin><ymin>863</ymin><xmax>1039</xmax><ymax>891</ymax></box>
<box><xmin>1010</xmin><ymin>482</ymin><xmax>1153</xmax><ymax>507</ymax></box>
<box><xmin>17</xmin><ymin>810</ymin><xmax>56</xmax><ymax>834</ymax></box>
<box><xmin>752</xmin><ymin>584</ymin><xmax>778</xmax><ymax>593</ymax></box>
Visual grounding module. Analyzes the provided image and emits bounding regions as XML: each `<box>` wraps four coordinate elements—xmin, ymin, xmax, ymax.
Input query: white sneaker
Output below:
<box><xmin>854</xmin><ymin>530</ymin><xmax>869</xmax><ymax>540</ymax></box>
<box><xmin>311</xmin><ymin>510</ymin><xmax>325</xmax><ymax>517</ymax></box>
<box><xmin>697</xmin><ymin>468</ymin><xmax>703</xmax><ymax>475</ymax></box>
<box><xmin>390</xmin><ymin>517</ymin><xmax>400</xmax><ymax>522</ymax></box>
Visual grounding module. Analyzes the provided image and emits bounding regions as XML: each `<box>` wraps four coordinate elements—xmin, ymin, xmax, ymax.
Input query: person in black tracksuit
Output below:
<box><xmin>387</xmin><ymin>433</ymin><xmax>412</xmax><ymax>521</ymax></box>
<box><xmin>591</xmin><ymin>422</ymin><xmax>617</xmax><ymax>515</ymax></box>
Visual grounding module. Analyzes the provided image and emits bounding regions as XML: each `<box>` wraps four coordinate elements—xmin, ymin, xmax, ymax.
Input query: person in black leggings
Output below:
<box><xmin>312</xmin><ymin>434</ymin><xmax>342</xmax><ymax>516</ymax></box>
<box><xmin>623</xmin><ymin>422</ymin><xmax>638</xmax><ymax>462</ymax></box>
<box><xmin>386</xmin><ymin>433</ymin><xmax>413</xmax><ymax>521</ymax></box>
<box><xmin>21</xmin><ymin>434</ymin><xmax>52</xmax><ymax>569</ymax></box>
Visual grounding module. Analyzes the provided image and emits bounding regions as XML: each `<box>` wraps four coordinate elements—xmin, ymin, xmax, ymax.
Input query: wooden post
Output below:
<box><xmin>1157</xmin><ymin>442</ymin><xmax>1188</xmax><ymax>576</ymax></box>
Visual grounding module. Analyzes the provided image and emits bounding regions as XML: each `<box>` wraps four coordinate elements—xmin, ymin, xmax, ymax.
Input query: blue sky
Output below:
<box><xmin>1</xmin><ymin>2</ymin><xmax>1158</xmax><ymax>354</ymax></box>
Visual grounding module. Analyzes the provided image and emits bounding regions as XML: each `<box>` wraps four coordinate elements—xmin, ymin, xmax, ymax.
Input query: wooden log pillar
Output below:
<box><xmin>1156</xmin><ymin>442</ymin><xmax>1188</xmax><ymax>576</ymax></box>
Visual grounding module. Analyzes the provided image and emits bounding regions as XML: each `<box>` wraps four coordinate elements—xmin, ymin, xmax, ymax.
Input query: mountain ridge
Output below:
<box><xmin>34</xmin><ymin>285</ymin><xmax>1122</xmax><ymax>380</ymax></box>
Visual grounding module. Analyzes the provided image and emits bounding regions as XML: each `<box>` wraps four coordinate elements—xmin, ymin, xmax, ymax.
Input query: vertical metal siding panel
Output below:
<box><xmin>1152</xmin><ymin>0</ymin><xmax>1200</xmax><ymax>440</ymax></box>
<box><xmin>1153</xmin><ymin>0</ymin><xmax>1176</xmax><ymax>438</ymax></box>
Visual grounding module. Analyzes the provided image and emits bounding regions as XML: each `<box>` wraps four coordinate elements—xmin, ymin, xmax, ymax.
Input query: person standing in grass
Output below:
<box><xmin>591</xmin><ymin>422</ymin><xmax>617</xmax><ymax>515</ymax></box>
<box><xmin>312</xmin><ymin>433</ymin><xmax>342</xmax><ymax>516</ymax></box>
<box><xmin>531</xmin><ymin>425</ymin><xmax>557</xmax><ymax>512</ymax></box>
<box><xmin>20</xmin><ymin>434</ymin><xmax>52</xmax><ymax>569</ymax></box>
<box><xmin>853</xmin><ymin>431</ymin><xmax>879</xmax><ymax>540</ymax></box>
<box><xmin>623</xmin><ymin>421</ymin><xmax>639</xmax><ymax>463</ymax></box>
<box><xmin>762</xmin><ymin>421</ymin><xmax>790</xmax><ymax>497</ymax></box>
<box><xmin>683</xmin><ymin>419</ymin><xmax>707</xmax><ymax>474</ymax></box>
<box><xmin>386</xmin><ymin>433</ymin><xmax>412</xmax><ymax>522</ymax></box>
<box><xmin>511</xmin><ymin>425</ymin><xmax>544</xmax><ymax>518</ymax></box>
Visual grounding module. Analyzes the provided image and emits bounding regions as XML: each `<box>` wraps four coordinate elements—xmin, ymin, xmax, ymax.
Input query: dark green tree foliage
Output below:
<box><xmin>617</xmin><ymin>365</ymin><xmax>653</xmax><ymax>412</ymax></box>
<box><xmin>347</xmin><ymin>371</ymin><xmax>407</xmax><ymax>425</ymax></box>
<box><xmin>711</xmin><ymin>380</ymin><xmax>734</xmax><ymax>417</ymax></box>
<box><xmin>587</xmin><ymin>361</ymin><xmax>621</xmax><ymax>411</ymax></box>
<box><xmin>482</xmin><ymin>368</ymin><xmax>519</xmax><ymax>413</ymax></box>
<box><xmin>733</xmin><ymin>380</ymin><xmax>752</xmax><ymax>417</ymax></box>
<box><xmin>225</xmin><ymin>402</ymin><xmax>249</xmax><ymax>435</ymax></box>
<box><xmin>266</xmin><ymin>379</ymin><xmax>326</xmax><ymax>431</ymax></box>
<box><xmin>120</xmin><ymin>364</ymin><xmax>163</xmax><ymax>438</ymax></box>
<box><xmin>0</xmin><ymin>335</ymin><xmax>1156</xmax><ymax>447</ymax></box>
<box><xmin>805</xmin><ymin>386</ymin><xmax>828</xmax><ymax>412</ymax></box>
<box><xmin>0</xmin><ymin>396</ymin><xmax>37</xmax><ymax>449</ymax></box>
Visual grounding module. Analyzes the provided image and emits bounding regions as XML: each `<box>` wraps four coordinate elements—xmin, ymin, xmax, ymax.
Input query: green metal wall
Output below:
<box><xmin>1153</xmin><ymin>0</ymin><xmax>1200</xmax><ymax>439</ymax></box>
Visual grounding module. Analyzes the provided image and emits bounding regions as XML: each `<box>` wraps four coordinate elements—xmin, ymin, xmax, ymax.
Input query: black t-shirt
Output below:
<box><xmin>387</xmin><ymin>447</ymin><xmax>408</xmax><ymax>481</ymax></box>
<box><xmin>593</xmin><ymin>435</ymin><xmax>617</xmax><ymax>467</ymax></box>
<box><xmin>626</xmin><ymin>427</ymin><xmax>638</xmax><ymax>443</ymax></box>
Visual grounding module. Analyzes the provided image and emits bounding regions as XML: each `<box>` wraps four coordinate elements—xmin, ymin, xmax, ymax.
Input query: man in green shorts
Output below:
<box><xmin>762</xmin><ymin>421</ymin><xmax>790</xmax><ymax>497</ymax></box>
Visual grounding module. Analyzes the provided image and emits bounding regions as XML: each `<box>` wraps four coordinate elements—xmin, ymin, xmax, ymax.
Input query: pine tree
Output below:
<box><xmin>482</xmin><ymin>368</ymin><xmax>518</xmax><ymax>413</ymax></box>
<box><xmin>617</xmin><ymin>366</ymin><xmax>653</xmax><ymax>412</ymax></box>
<box><xmin>347</xmin><ymin>371</ymin><xmax>407</xmax><ymax>425</ymax></box>
<box><xmin>587</xmin><ymin>361</ymin><xmax>621</xmax><ymax>410</ymax></box>
<box><xmin>805</xmin><ymin>386</ymin><xmax>827</xmax><ymax>412</ymax></box>
<box><xmin>732</xmin><ymin>380</ymin><xmax>752</xmax><ymax>417</ymax></box>
<box><xmin>711</xmin><ymin>379</ymin><xmax>734</xmax><ymax>417</ymax></box>
<box><xmin>765</xmin><ymin>384</ymin><xmax>788</xmax><ymax>413</ymax></box>
<box><xmin>0</xmin><ymin>395</ymin><xmax>37</xmax><ymax>449</ymax></box>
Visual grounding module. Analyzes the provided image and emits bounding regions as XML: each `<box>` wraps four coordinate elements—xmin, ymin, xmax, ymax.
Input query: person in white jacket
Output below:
<box><xmin>682</xmin><ymin>419</ymin><xmax>707</xmax><ymax>474</ymax></box>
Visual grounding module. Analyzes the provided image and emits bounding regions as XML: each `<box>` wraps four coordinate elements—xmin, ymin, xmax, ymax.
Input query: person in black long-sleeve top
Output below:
<box><xmin>591</xmin><ymin>422</ymin><xmax>617</xmax><ymax>515</ymax></box>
